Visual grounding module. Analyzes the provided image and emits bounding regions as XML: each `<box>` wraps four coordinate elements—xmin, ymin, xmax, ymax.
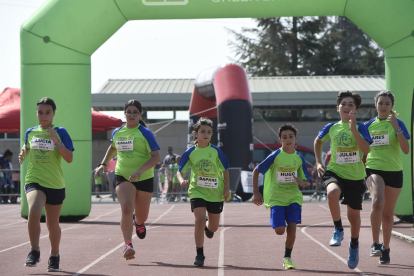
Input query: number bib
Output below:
<box><xmin>197</xmin><ymin>171</ymin><xmax>219</xmax><ymax>188</ymax></box>
<box><xmin>370</xmin><ymin>130</ymin><xmax>389</xmax><ymax>146</ymax></box>
<box><xmin>336</xmin><ymin>146</ymin><xmax>360</xmax><ymax>164</ymax></box>
<box><xmin>31</xmin><ymin>136</ymin><xmax>55</xmax><ymax>151</ymax></box>
<box><xmin>276</xmin><ymin>166</ymin><xmax>297</xmax><ymax>183</ymax></box>
<box><xmin>116</xmin><ymin>135</ymin><xmax>134</xmax><ymax>151</ymax></box>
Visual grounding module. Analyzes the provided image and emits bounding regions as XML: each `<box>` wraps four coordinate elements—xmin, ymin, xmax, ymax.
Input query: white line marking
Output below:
<box><xmin>218</xmin><ymin>210</ymin><xmax>228</xmax><ymax>276</ymax></box>
<box><xmin>0</xmin><ymin>208</ymin><xmax>120</xmax><ymax>254</ymax></box>
<box><xmin>73</xmin><ymin>205</ymin><xmax>175</xmax><ymax>276</ymax></box>
<box><xmin>0</xmin><ymin>220</ymin><xmax>26</xmax><ymax>229</ymax></box>
<box><xmin>318</xmin><ymin>204</ymin><xmax>330</xmax><ymax>211</ymax></box>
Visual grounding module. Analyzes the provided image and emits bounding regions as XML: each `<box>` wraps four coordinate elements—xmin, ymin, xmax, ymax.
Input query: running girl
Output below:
<box><xmin>314</xmin><ymin>90</ymin><xmax>372</xmax><ymax>269</ymax></box>
<box><xmin>19</xmin><ymin>97</ymin><xmax>74</xmax><ymax>272</ymax></box>
<box><xmin>177</xmin><ymin>118</ymin><xmax>230</xmax><ymax>267</ymax></box>
<box><xmin>364</xmin><ymin>90</ymin><xmax>410</xmax><ymax>264</ymax></box>
<box><xmin>253</xmin><ymin>123</ymin><xmax>311</xmax><ymax>269</ymax></box>
<box><xmin>95</xmin><ymin>100</ymin><xmax>160</xmax><ymax>261</ymax></box>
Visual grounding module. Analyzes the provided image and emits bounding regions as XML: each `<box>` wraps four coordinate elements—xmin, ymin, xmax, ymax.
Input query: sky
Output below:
<box><xmin>0</xmin><ymin>0</ymin><xmax>257</xmax><ymax>98</ymax></box>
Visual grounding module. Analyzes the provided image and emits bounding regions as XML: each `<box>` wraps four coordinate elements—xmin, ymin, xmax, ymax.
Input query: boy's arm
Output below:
<box><xmin>314</xmin><ymin>137</ymin><xmax>325</xmax><ymax>177</ymax></box>
<box><xmin>252</xmin><ymin>168</ymin><xmax>263</xmax><ymax>206</ymax></box>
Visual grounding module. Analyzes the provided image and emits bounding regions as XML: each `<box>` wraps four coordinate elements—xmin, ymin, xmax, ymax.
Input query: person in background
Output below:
<box><xmin>0</xmin><ymin>149</ymin><xmax>13</xmax><ymax>203</ymax></box>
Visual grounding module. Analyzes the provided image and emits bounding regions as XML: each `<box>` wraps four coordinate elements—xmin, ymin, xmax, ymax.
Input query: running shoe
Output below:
<box><xmin>379</xmin><ymin>247</ymin><xmax>390</xmax><ymax>264</ymax></box>
<box><xmin>123</xmin><ymin>241</ymin><xmax>135</xmax><ymax>260</ymax></box>
<box><xmin>282</xmin><ymin>257</ymin><xmax>295</xmax><ymax>269</ymax></box>
<box><xmin>194</xmin><ymin>254</ymin><xmax>205</xmax><ymax>266</ymax></box>
<box><xmin>47</xmin><ymin>255</ymin><xmax>60</xmax><ymax>272</ymax></box>
<box><xmin>134</xmin><ymin>220</ymin><xmax>146</xmax><ymax>239</ymax></box>
<box><xmin>348</xmin><ymin>243</ymin><xmax>359</xmax><ymax>269</ymax></box>
<box><xmin>25</xmin><ymin>250</ymin><xmax>40</xmax><ymax>267</ymax></box>
<box><xmin>370</xmin><ymin>243</ymin><xmax>382</xmax><ymax>257</ymax></box>
<box><xmin>205</xmin><ymin>226</ymin><xmax>214</xmax><ymax>239</ymax></box>
<box><xmin>329</xmin><ymin>229</ymin><xmax>344</xmax><ymax>246</ymax></box>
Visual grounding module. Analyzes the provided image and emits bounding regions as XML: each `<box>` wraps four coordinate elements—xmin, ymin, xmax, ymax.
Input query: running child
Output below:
<box><xmin>19</xmin><ymin>97</ymin><xmax>74</xmax><ymax>272</ymax></box>
<box><xmin>314</xmin><ymin>90</ymin><xmax>372</xmax><ymax>269</ymax></box>
<box><xmin>253</xmin><ymin>123</ymin><xmax>311</xmax><ymax>269</ymax></box>
<box><xmin>177</xmin><ymin>118</ymin><xmax>230</xmax><ymax>267</ymax></box>
<box><xmin>168</xmin><ymin>155</ymin><xmax>180</xmax><ymax>202</ymax></box>
<box><xmin>364</xmin><ymin>90</ymin><xmax>410</xmax><ymax>264</ymax></box>
<box><xmin>95</xmin><ymin>99</ymin><xmax>160</xmax><ymax>261</ymax></box>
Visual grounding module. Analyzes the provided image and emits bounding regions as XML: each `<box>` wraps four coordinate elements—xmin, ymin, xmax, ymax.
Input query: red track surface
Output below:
<box><xmin>0</xmin><ymin>202</ymin><xmax>413</xmax><ymax>276</ymax></box>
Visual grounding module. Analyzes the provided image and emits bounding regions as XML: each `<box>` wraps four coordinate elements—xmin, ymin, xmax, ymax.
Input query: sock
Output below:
<box><xmin>350</xmin><ymin>237</ymin><xmax>359</xmax><ymax>249</ymax></box>
<box><xmin>334</xmin><ymin>219</ymin><xmax>343</xmax><ymax>232</ymax></box>
<box><xmin>50</xmin><ymin>253</ymin><xmax>59</xmax><ymax>257</ymax></box>
<box><xmin>196</xmin><ymin>247</ymin><xmax>204</xmax><ymax>256</ymax></box>
<box><xmin>284</xmin><ymin>247</ymin><xmax>292</xmax><ymax>258</ymax></box>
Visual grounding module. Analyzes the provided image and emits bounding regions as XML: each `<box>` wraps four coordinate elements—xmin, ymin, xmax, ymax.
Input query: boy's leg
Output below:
<box><xmin>285</xmin><ymin>222</ymin><xmax>297</xmax><ymax>249</ymax></box>
<box><xmin>347</xmin><ymin>205</ymin><xmax>361</xmax><ymax>269</ymax></box>
<box><xmin>327</xmin><ymin>182</ymin><xmax>344</xmax><ymax>246</ymax></box>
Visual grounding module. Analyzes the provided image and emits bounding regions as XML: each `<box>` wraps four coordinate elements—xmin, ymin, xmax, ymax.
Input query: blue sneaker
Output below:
<box><xmin>348</xmin><ymin>243</ymin><xmax>359</xmax><ymax>269</ymax></box>
<box><xmin>329</xmin><ymin>229</ymin><xmax>344</xmax><ymax>246</ymax></box>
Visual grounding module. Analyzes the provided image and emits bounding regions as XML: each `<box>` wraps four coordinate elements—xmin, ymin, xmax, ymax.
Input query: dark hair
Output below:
<box><xmin>3</xmin><ymin>149</ymin><xmax>13</xmax><ymax>158</ymax></box>
<box><xmin>278</xmin><ymin>123</ymin><xmax>298</xmax><ymax>138</ymax></box>
<box><xmin>336</xmin><ymin>90</ymin><xmax>362</xmax><ymax>109</ymax></box>
<box><xmin>374</xmin><ymin>90</ymin><xmax>398</xmax><ymax>116</ymax></box>
<box><xmin>124</xmin><ymin>99</ymin><xmax>147</xmax><ymax>127</ymax></box>
<box><xmin>170</xmin><ymin>155</ymin><xmax>176</xmax><ymax>162</ymax></box>
<box><xmin>191</xmin><ymin>117</ymin><xmax>214</xmax><ymax>145</ymax></box>
<box><xmin>37</xmin><ymin>97</ymin><xmax>57</xmax><ymax>111</ymax></box>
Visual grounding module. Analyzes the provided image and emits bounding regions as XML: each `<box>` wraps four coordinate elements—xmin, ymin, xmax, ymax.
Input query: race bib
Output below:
<box><xmin>196</xmin><ymin>171</ymin><xmax>219</xmax><ymax>188</ymax></box>
<box><xmin>336</xmin><ymin>146</ymin><xmax>360</xmax><ymax>164</ymax></box>
<box><xmin>116</xmin><ymin>135</ymin><xmax>134</xmax><ymax>151</ymax></box>
<box><xmin>370</xmin><ymin>130</ymin><xmax>389</xmax><ymax>146</ymax></box>
<box><xmin>276</xmin><ymin>166</ymin><xmax>297</xmax><ymax>183</ymax></box>
<box><xmin>31</xmin><ymin>136</ymin><xmax>55</xmax><ymax>151</ymax></box>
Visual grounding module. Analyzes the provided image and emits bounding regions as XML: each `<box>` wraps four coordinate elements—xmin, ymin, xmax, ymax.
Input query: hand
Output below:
<box><xmin>316</xmin><ymin>163</ymin><xmax>325</xmax><ymax>178</ymax></box>
<box><xmin>223</xmin><ymin>189</ymin><xmax>230</xmax><ymax>201</ymax></box>
<box><xmin>386</xmin><ymin>114</ymin><xmax>399</xmax><ymax>130</ymax></box>
<box><xmin>46</xmin><ymin>127</ymin><xmax>59</xmax><ymax>144</ymax></box>
<box><xmin>349</xmin><ymin>110</ymin><xmax>357</xmax><ymax>132</ymax></box>
<box><xmin>253</xmin><ymin>191</ymin><xmax>263</xmax><ymax>206</ymax></box>
<box><xmin>180</xmin><ymin>180</ymin><xmax>190</xmax><ymax>187</ymax></box>
<box><xmin>294</xmin><ymin>176</ymin><xmax>308</xmax><ymax>188</ymax></box>
<box><xmin>129</xmin><ymin>169</ymin><xmax>143</xmax><ymax>182</ymax></box>
<box><xmin>94</xmin><ymin>165</ymin><xmax>105</xmax><ymax>179</ymax></box>
<box><xmin>19</xmin><ymin>148</ymin><xmax>26</xmax><ymax>164</ymax></box>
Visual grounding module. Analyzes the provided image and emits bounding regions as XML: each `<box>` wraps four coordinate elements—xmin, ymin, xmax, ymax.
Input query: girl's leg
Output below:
<box><xmin>116</xmin><ymin>182</ymin><xmax>137</xmax><ymax>244</ymax></box>
<box><xmin>347</xmin><ymin>206</ymin><xmax>361</xmax><ymax>239</ymax></box>
<box><xmin>382</xmin><ymin>186</ymin><xmax>402</xmax><ymax>249</ymax></box>
<box><xmin>44</xmin><ymin>204</ymin><xmax>63</xmax><ymax>255</ymax></box>
<box><xmin>366</xmin><ymin>175</ymin><xmax>385</xmax><ymax>244</ymax></box>
<box><xmin>285</xmin><ymin>222</ymin><xmax>297</xmax><ymax>249</ymax></box>
<box><xmin>193</xmin><ymin>207</ymin><xmax>207</xmax><ymax>247</ymax></box>
<box><xmin>134</xmin><ymin>190</ymin><xmax>153</xmax><ymax>225</ymax></box>
<box><xmin>327</xmin><ymin>183</ymin><xmax>342</xmax><ymax>221</ymax></box>
<box><xmin>26</xmin><ymin>190</ymin><xmax>46</xmax><ymax>251</ymax></box>
<box><xmin>206</xmin><ymin>212</ymin><xmax>221</xmax><ymax>232</ymax></box>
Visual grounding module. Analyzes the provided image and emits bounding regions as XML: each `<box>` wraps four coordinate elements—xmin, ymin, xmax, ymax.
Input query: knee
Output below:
<box><xmin>327</xmin><ymin>189</ymin><xmax>340</xmax><ymax>201</ymax></box>
<box><xmin>28</xmin><ymin>209</ymin><xmax>42</xmax><ymax>219</ymax></box>
<box><xmin>208</xmin><ymin>224</ymin><xmax>219</xmax><ymax>232</ymax></box>
<box><xmin>347</xmin><ymin>213</ymin><xmax>360</xmax><ymax>224</ymax></box>
<box><xmin>382</xmin><ymin>211</ymin><xmax>394</xmax><ymax>222</ymax></box>
<box><xmin>195</xmin><ymin>218</ymin><xmax>206</xmax><ymax>229</ymax></box>
<box><xmin>275</xmin><ymin>227</ymin><xmax>285</xmax><ymax>235</ymax></box>
<box><xmin>372</xmin><ymin>198</ymin><xmax>384</xmax><ymax>211</ymax></box>
<box><xmin>120</xmin><ymin>202</ymin><xmax>134</xmax><ymax>215</ymax></box>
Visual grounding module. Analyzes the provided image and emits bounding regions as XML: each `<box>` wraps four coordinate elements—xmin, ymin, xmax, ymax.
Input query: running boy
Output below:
<box><xmin>314</xmin><ymin>90</ymin><xmax>372</xmax><ymax>269</ymax></box>
<box><xmin>253</xmin><ymin>123</ymin><xmax>311</xmax><ymax>269</ymax></box>
<box><xmin>177</xmin><ymin>118</ymin><xmax>230</xmax><ymax>267</ymax></box>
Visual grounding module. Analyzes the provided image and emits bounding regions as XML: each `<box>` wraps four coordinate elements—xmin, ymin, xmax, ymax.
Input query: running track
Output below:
<box><xmin>0</xmin><ymin>202</ymin><xmax>413</xmax><ymax>275</ymax></box>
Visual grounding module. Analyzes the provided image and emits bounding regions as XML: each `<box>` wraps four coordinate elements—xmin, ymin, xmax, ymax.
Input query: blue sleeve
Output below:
<box><xmin>24</xmin><ymin>128</ymin><xmax>33</xmax><ymax>146</ymax></box>
<box><xmin>139</xmin><ymin>125</ymin><xmax>160</xmax><ymax>152</ymax></box>
<box><xmin>298</xmin><ymin>153</ymin><xmax>312</xmax><ymax>181</ymax></box>
<box><xmin>56</xmin><ymin>127</ymin><xmax>75</xmax><ymax>151</ymax></box>
<box><xmin>178</xmin><ymin>146</ymin><xmax>196</xmax><ymax>172</ymax></box>
<box><xmin>397</xmin><ymin>119</ymin><xmax>410</xmax><ymax>140</ymax></box>
<box><xmin>256</xmin><ymin>149</ymin><xmax>280</xmax><ymax>175</ymax></box>
<box><xmin>317</xmin><ymin>122</ymin><xmax>336</xmax><ymax>140</ymax></box>
<box><xmin>211</xmin><ymin>145</ymin><xmax>229</xmax><ymax>170</ymax></box>
<box><xmin>357</xmin><ymin>123</ymin><xmax>373</xmax><ymax>144</ymax></box>
<box><xmin>364</xmin><ymin>117</ymin><xmax>376</xmax><ymax>129</ymax></box>
<box><xmin>110</xmin><ymin>126</ymin><xmax>123</xmax><ymax>143</ymax></box>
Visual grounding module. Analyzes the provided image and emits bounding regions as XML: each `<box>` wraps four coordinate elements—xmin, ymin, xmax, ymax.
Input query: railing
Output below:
<box><xmin>0</xmin><ymin>169</ymin><xmax>21</xmax><ymax>203</ymax></box>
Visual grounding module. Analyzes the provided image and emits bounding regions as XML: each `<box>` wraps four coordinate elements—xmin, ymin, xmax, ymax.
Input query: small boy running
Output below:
<box><xmin>253</xmin><ymin>123</ymin><xmax>311</xmax><ymax>269</ymax></box>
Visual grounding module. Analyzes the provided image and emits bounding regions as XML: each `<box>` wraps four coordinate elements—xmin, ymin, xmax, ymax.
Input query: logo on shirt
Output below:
<box><xmin>334</xmin><ymin>132</ymin><xmax>353</xmax><ymax>146</ymax></box>
<box><xmin>196</xmin><ymin>159</ymin><xmax>214</xmax><ymax>172</ymax></box>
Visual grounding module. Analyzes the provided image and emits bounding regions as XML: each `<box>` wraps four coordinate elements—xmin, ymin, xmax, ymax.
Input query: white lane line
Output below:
<box><xmin>73</xmin><ymin>205</ymin><xmax>175</xmax><ymax>276</ymax></box>
<box><xmin>301</xmin><ymin>219</ymin><xmax>368</xmax><ymax>276</ymax></box>
<box><xmin>0</xmin><ymin>208</ymin><xmax>121</xmax><ymax>254</ymax></box>
<box><xmin>218</xmin><ymin>210</ymin><xmax>229</xmax><ymax>276</ymax></box>
<box><xmin>0</xmin><ymin>220</ymin><xmax>26</xmax><ymax>229</ymax></box>
<box><xmin>318</xmin><ymin>204</ymin><xmax>330</xmax><ymax>211</ymax></box>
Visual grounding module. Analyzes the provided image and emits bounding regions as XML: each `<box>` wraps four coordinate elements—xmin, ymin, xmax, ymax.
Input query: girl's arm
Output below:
<box><xmin>95</xmin><ymin>145</ymin><xmax>117</xmax><ymax>179</ymax></box>
<box><xmin>396</xmin><ymin>130</ymin><xmax>410</xmax><ymax>154</ymax></box>
<box><xmin>56</xmin><ymin>144</ymin><xmax>73</xmax><ymax>163</ymax></box>
<box><xmin>129</xmin><ymin>150</ymin><xmax>161</xmax><ymax>182</ymax></box>
<box><xmin>314</xmin><ymin>137</ymin><xmax>325</xmax><ymax>177</ymax></box>
<box><xmin>177</xmin><ymin>171</ymin><xmax>189</xmax><ymax>187</ymax></box>
<box><xmin>18</xmin><ymin>144</ymin><xmax>30</xmax><ymax>164</ymax></box>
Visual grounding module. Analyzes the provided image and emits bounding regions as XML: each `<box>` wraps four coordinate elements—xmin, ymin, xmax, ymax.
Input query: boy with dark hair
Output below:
<box><xmin>314</xmin><ymin>90</ymin><xmax>372</xmax><ymax>269</ymax></box>
<box><xmin>253</xmin><ymin>123</ymin><xmax>311</xmax><ymax>269</ymax></box>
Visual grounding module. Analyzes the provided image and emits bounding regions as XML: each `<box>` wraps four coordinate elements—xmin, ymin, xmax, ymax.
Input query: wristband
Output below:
<box><xmin>396</xmin><ymin>130</ymin><xmax>403</xmax><ymax>135</ymax></box>
<box><xmin>99</xmin><ymin>163</ymin><xmax>107</xmax><ymax>167</ymax></box>
<box><xmin>56</xmin><ymin>142</ymin><xmax>63</xmax><ymax>148</ymax></box>
<box><xmin>395</xmin><ymin>127</ymin><xmax>401</xmax><ymax>132</ymax></box>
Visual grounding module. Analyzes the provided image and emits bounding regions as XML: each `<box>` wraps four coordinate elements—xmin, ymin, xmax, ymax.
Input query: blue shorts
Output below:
<box><xmin>270</xmin><ymin>203</ymin><xmax>302</xmax><ymax>228</ymax></box>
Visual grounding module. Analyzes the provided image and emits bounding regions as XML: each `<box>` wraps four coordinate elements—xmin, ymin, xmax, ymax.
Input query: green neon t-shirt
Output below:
<box><xmin>364</xmin><ymin>117</ymin><xmax>410</xmax><ymax>171</ymax></box>
<box><xmin>111</xmin><ymin>125</ymin><xmax>160</xmax><ymax>181</ymax></box>
<box><xmin>178</xmin><ymin>144</ymin><xmax>229</xmax><ymax>202</ymax></box>
<box><xmin>25</xmin><ymin>126</ymin><xmax>75</xmax><ymax>189</ymax></box>
<box><xmin>256</xmin><ymin>148</ymin><xmax>311</xmax><ymax>208</ymax></box>
<box><xmin>318</xmin><ymin>121</ymin><xmax>373</xmax><ymax>180</ymax></box>
<box><xmin>168</xmin><ymin>164</ymin><xmax>179</xmax><ymax>183</ymax></box>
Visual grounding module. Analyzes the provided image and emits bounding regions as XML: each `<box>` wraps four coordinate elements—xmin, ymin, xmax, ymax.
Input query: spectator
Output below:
<box><xmin>94</xmin><ymin>164</ymin><xmax>104</xmax><ymax>198</ymax></box>
<box><xmin>0</xmin><ymin>149</ymin><xmax>13</xmax><ymax>203</ymax></box>
<box><xmin>160</xmin><ymin>147</ymin><xmax>177</xmax><ymax>169</ymax></box>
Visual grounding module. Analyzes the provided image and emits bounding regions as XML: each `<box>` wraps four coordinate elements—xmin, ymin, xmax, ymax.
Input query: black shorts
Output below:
<box><xmin>322</xmin><ymin>171</ymin><xmax>366</xmax><ymax>210</ymax></box>
<box><xmin>115</xmin><ymin>175</ymin><xmax>153</xmax><ymax>193</ymax></box>
<box><xmin>190</xmin><ymin>198</ymin><xmax>223</xmax><ymax>214</ymax></box>
<box><xmin>366</xmin><ymin>169</ymin><xmax>403</xmax><ymax>189</ymax></box>
<box><xmin>24</xmin><ymin>183</ymin><xmax>66</xmax><ymax>205</ymax></box>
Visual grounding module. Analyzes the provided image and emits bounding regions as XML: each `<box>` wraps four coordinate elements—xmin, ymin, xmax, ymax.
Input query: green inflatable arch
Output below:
<box><xmin>20</xmin><ymin>0</ymin><xmax>414</xmax><ymax>220</ymax></box>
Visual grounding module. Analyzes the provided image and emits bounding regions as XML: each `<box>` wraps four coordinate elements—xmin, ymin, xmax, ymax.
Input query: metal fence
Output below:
<box><xmin>0</xmin><ymin>169</ymin><xmax>21</xmax><ymax>203</ymax></box>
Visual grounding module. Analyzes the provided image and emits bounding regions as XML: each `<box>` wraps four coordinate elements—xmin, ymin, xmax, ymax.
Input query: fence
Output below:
<box><xmin>0</xmin><ymin>169</ymin><xmax>21</xmax><ymax>203</ymax></box>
